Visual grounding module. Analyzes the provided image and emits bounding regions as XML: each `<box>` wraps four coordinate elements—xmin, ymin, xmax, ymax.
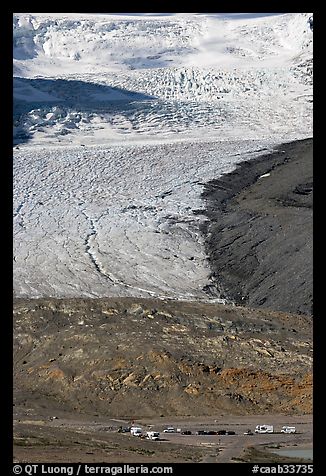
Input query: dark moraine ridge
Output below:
<box><xmin>201</xmin><ymin>138</ymin><xmax>313</xmax><ymax>316</ymax></box>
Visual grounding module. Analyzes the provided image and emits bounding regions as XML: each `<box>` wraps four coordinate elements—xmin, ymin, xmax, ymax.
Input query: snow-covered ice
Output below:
<box><xmin>13</xmin><ymin>12</ymin><xmax>313</xmax><ymax>299</ymax></box>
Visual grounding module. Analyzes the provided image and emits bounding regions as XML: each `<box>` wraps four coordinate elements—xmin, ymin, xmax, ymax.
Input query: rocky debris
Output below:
<box><xmin>201</xmin><ymin>138</ymin><xmax>313</xmax><ymax>316</ymax></box>
<box><xmin>14</xmin><ymin>297</ymin><xmax>312</xmax><ymax>417</ymax></box>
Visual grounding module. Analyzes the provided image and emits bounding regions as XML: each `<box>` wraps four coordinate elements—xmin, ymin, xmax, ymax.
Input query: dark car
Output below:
<box><xmin>244</xmin><ymin>430</ymin><xmax>253</xmax><ymax>435</ymax></box>
<box><xmin>206</xmin><ymin>430</ymin><xmax>217</xmax><ymax>435</ymax></box>
<box><xmin>181</xmin><ymin>430</ymin><xmax>192</xmax><ymax>435</ymax></box>
<box><xmin>217</xmin><ymin>430</ymin><xmax>227</xmax><ymax>435</ymax></box>
<box><xmin>196</xmin><ymin>430</ymin><xmax>206</xmax><ymax>435</ymax></box>
<box><xmin>226</xmin><ymin>430</ymin><xmax>236</xmax><ymax>435</ymax></box>
<box><xmin>118</xmin><ymin>426</ymin><xmax>131</xmax><ymax>433</ymax></box>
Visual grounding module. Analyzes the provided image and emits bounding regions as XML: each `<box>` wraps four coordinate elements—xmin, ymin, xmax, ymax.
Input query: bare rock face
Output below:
<box><xmin>14</xmin><ymin>297</ymin><xmax>312</xmax><ymax>417</ymax></box>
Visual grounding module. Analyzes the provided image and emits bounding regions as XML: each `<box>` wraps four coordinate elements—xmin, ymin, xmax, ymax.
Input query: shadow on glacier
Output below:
<box><xmin>13</xmin><ymin>77</ymin><xmax>155</xmax><ymax>145</ymax></box>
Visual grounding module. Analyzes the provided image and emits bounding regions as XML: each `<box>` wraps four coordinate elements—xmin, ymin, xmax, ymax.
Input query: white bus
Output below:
<box><xmin>255</xmin><ymin>425</ymin><xmax>274</xmax><ymax>434</ymax></box>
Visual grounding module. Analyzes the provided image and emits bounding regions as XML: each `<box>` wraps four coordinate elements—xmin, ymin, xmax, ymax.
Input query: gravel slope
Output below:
<box><xmin>202</xmin><ymin>138</ymin><xmax>313</xmax><ymax>316</ymax></box>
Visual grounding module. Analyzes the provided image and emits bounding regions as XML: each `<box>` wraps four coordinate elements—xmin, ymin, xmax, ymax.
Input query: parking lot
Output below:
<box><xmin>133</xmin><ymin>414</ymin><xmax>313</xmax><ymax>462</ymax></box>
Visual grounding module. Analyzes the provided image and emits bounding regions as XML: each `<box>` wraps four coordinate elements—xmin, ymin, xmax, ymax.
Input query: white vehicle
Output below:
<box><xmin>130</xmin><ymin>427</ymin><xmax>143</xmax><ymax>436</ymax></box>
<box><xmin>146</xmin><ymin>431</ymin><xmax>160</xmax><ymax>440</ymax></box>
<box><xmin>255</xmin><ymin>425</ymin><xmax>274</xmax><ymax>434</ymax></box>
<box><xmin>281</xmin><ymin>426</ymin><xmax>296</xmax><ymax>434</ymax></box>
<box><xmin>163</xmin><ymin>427</ymin><xmax>175</xmax><ymax>433</ymax></box>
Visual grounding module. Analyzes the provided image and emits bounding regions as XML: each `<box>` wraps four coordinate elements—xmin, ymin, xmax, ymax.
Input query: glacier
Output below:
<box><xmin>13</xmin><ymin>12</ymin><xmax>313</xmax><ymax>299</ymax></box>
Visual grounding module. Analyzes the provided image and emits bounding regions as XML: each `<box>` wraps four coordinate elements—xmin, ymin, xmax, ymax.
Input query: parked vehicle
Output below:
<box><xmin>118</xmin><ymin>426</ymin><xmax>131</xmax><ymax>433</ymax></box>
<box><xmin>206</xmin><ymin>430</ymin><xmax>217</xmax><ymax>435</ymax></box>
<box><xmin>181</xmin><ymin>430</ymin><xmax>192</xmax><ymax>435</ymax></box>
<box><xmin>226</xmin><ymin>430</ymin><xmax>236</xmax><ymax>435</ymax></box>
<box><xmin>146</xmin><ymin>431</ymin><xmax>160</xmax><ymax>440</ymax></box>
<box><xmin>196</xmin><ymin>430</ymin><xmax>206</xmax><ymax>435</ymax></box>
<box><xmin>244</xmin><ymin>430</ymin><xmax>253</xmax><ymax>435</ymax></box>
<box><xmin>130</xmin><ymin>427</ymin><xmax>143</xmax><ymax>436</ymax></box>
<box><xmin>281</xmin><ymin>426</ymin><xmax>296</xmax><ymax>434</ymax></box>
<box><xmin>217</xmin><ymin>430</ymin><xmax>227</xmax><ymax>435</ymax></box>
<box><xmin>163</xmin><ymin>427</ymin><xmax>176</xmax><ymax>433</ymax></box>
<box><xmin>255</xmin><ymin>425</ymin><xmax>274</xmax><ymax>434</ymax></box>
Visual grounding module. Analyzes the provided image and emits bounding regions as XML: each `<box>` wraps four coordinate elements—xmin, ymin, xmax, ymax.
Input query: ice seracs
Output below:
<box><xmin>13</xmin><ymin>13</ymin><xmax>313</xmax><ymax>299</ymax></box>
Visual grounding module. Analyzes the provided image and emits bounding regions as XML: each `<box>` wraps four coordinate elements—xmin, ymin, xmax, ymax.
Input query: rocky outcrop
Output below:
<box><xmin>14</xmin><ymin>297</ymin><xmax>312</xmax><ymax>417</ymax></box>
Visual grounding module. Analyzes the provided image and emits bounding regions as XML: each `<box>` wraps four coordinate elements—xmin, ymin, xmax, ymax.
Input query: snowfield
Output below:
<box><xmin>13</xmin><ymin>12</ymin><xmax>313</xmax><ymax>299</ymax></box>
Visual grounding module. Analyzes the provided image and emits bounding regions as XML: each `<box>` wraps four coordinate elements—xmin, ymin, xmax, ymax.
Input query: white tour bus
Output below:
<box><xmin>255</xmin><ymin>425</ymin><xmax>274</xmax><ymax>434</ymax></box>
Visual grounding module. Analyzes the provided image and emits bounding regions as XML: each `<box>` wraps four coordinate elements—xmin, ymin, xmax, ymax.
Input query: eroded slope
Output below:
<box><xmin>14</xmin><ymin>297</ymin><xmax>312</xmax><ymax>417</ymax></box>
